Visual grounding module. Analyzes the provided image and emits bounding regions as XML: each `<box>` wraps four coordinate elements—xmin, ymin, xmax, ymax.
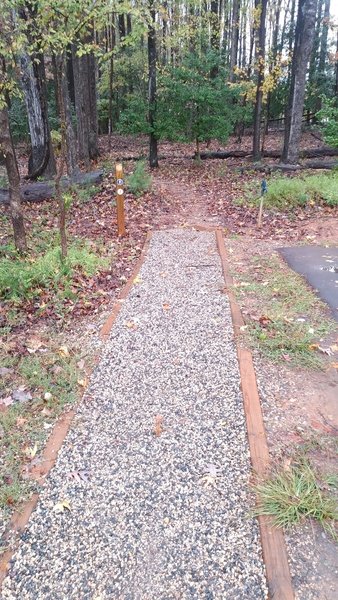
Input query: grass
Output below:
<box><xmin>254</xmin><ymin>459</ymin><xmax>338</xmax><ymax>539</ymax></box>
<box><xmin>233</xmin><ymin>255</ymin><xmax>335</xmax><ymax>368</ymax></box>
<box><xmin>241</xmin><ymin>171</ymin><xmax>338</xmax><ymax>210</ymax></box>
<box><xmin>74</xmin><ymin>185</ymin><xmax>100</xmax><ymax>204</ymax></box>
<box><xmin>0</xmin><ymin>240</ymin><xmax>107</xmax><ymax>303</ymax></box>
<box><xmin>0</xmin><ymin>345</ymin><xmax>82</xmax><ymax>519</ymax></box>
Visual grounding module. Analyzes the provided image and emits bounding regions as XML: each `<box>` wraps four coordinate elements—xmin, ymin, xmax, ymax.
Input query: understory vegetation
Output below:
<box><xmin>0</xmin><ymin>342</ymin><xmax>82</xmax><ymax>522</ymax></box>
<box><xmin>255</xmin><ymin>455</ymin><xmax>338</xmax><ymax>539</ymax></box>
<box><xmin>242</xmin><ymin>171</ymin><xmax>338</xmax><ymax>210</ymax></box>
<box><xmin>0</xmin><ymin>242</ymin><xmax>106</xmax><ymax>303</ymax></box>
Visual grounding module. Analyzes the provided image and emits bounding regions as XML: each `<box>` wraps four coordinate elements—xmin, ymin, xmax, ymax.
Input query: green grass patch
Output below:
<box><xmin>254</xmin><ymin>459</ymin><xmax>338</xmax><ymax>539</ymax></box>
<box><xmin>234</xmin><ymin>255</ymin><xmax>335</xmax><ymax>368</ymax></box>
<box><xmin>241</xmin><ymin>171</ymin><xmax>338</xmax><ymax>210</ymax></box>
<box><xmin>0</xmin><ymin>241</ymin><xmax>107</xmax><ymax>303</ymax></box>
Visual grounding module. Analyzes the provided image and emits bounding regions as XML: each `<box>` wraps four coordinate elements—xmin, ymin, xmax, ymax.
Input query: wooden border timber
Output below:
<box><xmin>0</xmin><ymin>231</ymin><xmax>153</xmax><ymax>588</ymax></box>
<box><xmin>100</xmin><ymin>231</ymin><xmax>152</xmax><ymax>340</ymax></box>
<box><xmin>215</xmin><ymin>229</ymin><xmax>294</xmax><ymax>600</ymax></box>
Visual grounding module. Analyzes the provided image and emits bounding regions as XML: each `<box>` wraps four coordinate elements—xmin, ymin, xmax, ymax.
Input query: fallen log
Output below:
<box><xmin>198</xmin><ymin>146</ymin><xmax>338</xmax><ymax>160</ymax></box>
<box><xmin>233</xmin><ymin>160</ymin><xmax>338</xmax><ymax>173</ymax></box>
<box><xmin>0</xmin><ymin>170</ymin><xmax>103</xmax><ymax>205</ymax></box>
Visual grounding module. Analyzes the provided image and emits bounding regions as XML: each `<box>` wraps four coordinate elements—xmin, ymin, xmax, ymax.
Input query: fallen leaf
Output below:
<box><xmin>53</xmin><ymin>499</ymin><xmax>72</xmax><ymax>513</ymax></box>
<box><xmin>318</xmin><ymin>346</ymin><xmax>334</xmax><ymax>356</ymax></box>
<box><xmin>154</xmin><ymin>415</ymin><xmax>164</xmax><ymax>437</ymax></box>
<box><xmin>12</xmin><ymin>389</ymin><xmax>32</xmax><ymax>403</ymax></box>
<box><xmin>77</xmin><ymin>377</ymin><xmax>88</xmax><ymax>388</ymax></box>
<box><xmin>24</xmin><ymin>443</ymin><xmax>38</xmax><ymax>459</ymax></box>
<box><xmin>16</xmin><ymin>417</ymin><xmax>27</xmax><ymax>427</ymax></box>
<box><xmin>309</xmin><ymin>343</ymin><xmax>319</xmax><ymax>351</ymax></box>
<box><xmin>0</xmin><ymin>396</ymin><xmax>13</xmax><ymax>407</ymax></box>
<box><xmin>259</xmin><ymin>315</ymin><xmax>272</xmax><ymax>327</ymax></box>
<box><xmin>26</xmin><ymin>337</ymin><xmax>44</xmax><ymax>354</ymax></box>
<box><xmin>125</xmin><ymin>321</ymin><xmax>137</xmax><ymax>330</ymax></box>
<box><xmin>0</xmin><ymin>367</ymin><xmax>13</xmax><ymax>377</ymax></box>
<box><xmin>162</xmin><ymin>302</ymin><xmax>170</xmax><ymax>311</ymax></box>
<box><xmin>133</xmin><ymin>275</ymin><xmax>142</xmax><ymax>284</ymax></box>
<box><xmin>282</xmin><ymin>354</ymin><xmax>292</xmax><ymax>362</ymax></box>
<box><xmin>58</xmin><ymin>345</ymin><xmax>70</xmax><ymax>357</ymax></box>
<box><xmin>330</xmin><ymin>344</ymin><xmax>338</xmax><ymax>353</ymax></box>
<box><xmin>41</xmin><ymin>407</ymin><xmax>53</xmax><ymax>417</ymax></box>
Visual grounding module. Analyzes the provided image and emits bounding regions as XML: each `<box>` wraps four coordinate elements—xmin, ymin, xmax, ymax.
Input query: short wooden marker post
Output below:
<box><xmin>115</xmin><ymin>163</ymin><xmax>126</xmax><ymax>237</ymax></box>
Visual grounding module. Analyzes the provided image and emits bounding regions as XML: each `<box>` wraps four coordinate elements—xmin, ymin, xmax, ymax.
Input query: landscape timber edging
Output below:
<box><xmin>215</xmin><ymin>228</ymin><xmax>294</xmax><ymax>600</ymax></box>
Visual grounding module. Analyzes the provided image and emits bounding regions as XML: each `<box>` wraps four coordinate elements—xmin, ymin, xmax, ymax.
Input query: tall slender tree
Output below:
<box><xmin>282</xmin><ymin>0</ymin><xmax>318</xmax><ymax>163</ymax></box>
<box><xmin>252</xmin><ymin>0</ymin><xmax>268</xmax><ymax>160</ymax></box>
<box><xmin>148</xmin><ymin>0</ymin><xmax>158</xmax><ymax>168</ymax></box>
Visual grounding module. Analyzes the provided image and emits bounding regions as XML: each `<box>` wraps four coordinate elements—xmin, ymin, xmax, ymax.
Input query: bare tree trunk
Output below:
<box><xmin>72</xmin><ymin>39</ymin><xmax>99</xmax><ymax>168</ymax></box>
<box><xmin>316</xmin><ymin>0</ymin><xmax>330</xmax><ymax>110</ymax></box>
<box><xmin>253</xmin><ymin>0</ymin><xmax>268</xmax><ymax>160</ymax></box>
<box><xmin>282</xmin><ymin>0</ymin><xmax>318</xmax><ymax>164</ymax></box>
<box><xmin>335</xmin><ymin>30</ymin><xmax>338</xmax><ymax>100</ymax></box>
<box><xmin>54</xmin><ymin>54</ymin><xmax>68</xmax><ymax>260</ymax></box>
<box><xmin>20</xmin><ymin>53</ymin><xmax>56</xmax><ymax>180</ymax></box>
<box><xmin>148</xmin><ymin>0</ymin><xmax>158</xmax><ymax>168</ymax></box>
<box><xmin>229</xmin><ymin>0</ymin><xmax>240</xmax><ymax>81</ymax></box>
<box><xmin>0</xmin><ymin>107</ymin><xmax>27</xmax><ymax>252</ymax></box>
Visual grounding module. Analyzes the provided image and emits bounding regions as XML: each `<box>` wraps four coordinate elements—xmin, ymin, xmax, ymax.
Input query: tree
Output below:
<box><xmin>282</xmin><ymin>0</ymin><xmax>318</xmax><ymax>164</ymax></box>
<box><xmin>0</xmin><ymin>3</ymin><xmax>27</xmax><ymax>251</ymax></box>
<box><xmin>252</xmin><ymin>0</ymin><xmax>268</xmax><ymax>160</ymax></box>
<box><xmin>72</xmin><ymin>36</ymin><xmax>99</xmax><ymax>167</ymax></box>
<box><xmin>148</xmin><ymin>0</ymin><xmax>158</xmax><ymax>168</ymax></box>
<box><xmin>18</xmin><ymin>1</ymin><xmax>56</xmax><ymax>179</ymax></box>
<box><xmin>0</xmin><ymin>105</ymin><xmax>27</xmax><ymax>252</ymax></box>
<box><xmin>156</xmin><ymin>53</ymin><xmax>247</xmax><ymax>158</ymax></box>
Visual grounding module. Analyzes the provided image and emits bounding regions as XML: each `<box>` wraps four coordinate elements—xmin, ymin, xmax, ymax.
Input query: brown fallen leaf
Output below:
<box><xmin>154</xmin><ymin>415</ymin><xmax>164</xmax><ymax>437</ymax></box>
<box><xmin>259</xmin><ymin>315</ymin><xmax>272</xmax><ymax>327</ymax></box>
<box><xmin>162</xmin><ymin>303</ymin><xmax>171</xmax><ymax>311</ymax></box>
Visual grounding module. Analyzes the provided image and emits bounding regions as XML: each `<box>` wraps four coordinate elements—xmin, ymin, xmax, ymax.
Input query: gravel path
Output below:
<box><xmin>2</xmin><ymin>229</ymin><xmax>267</xmax><ymax>600</ymax></box>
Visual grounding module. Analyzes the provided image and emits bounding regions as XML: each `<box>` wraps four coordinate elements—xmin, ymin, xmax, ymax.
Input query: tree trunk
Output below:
<box><xmin>229</xmin><ymin>0</ymin><xmax>240</xmax><ymax>81</ymax></box>
<box><xmin>54</xmin><ymin>54</ymin><xmax>68</xmax><ymax>260</ymax></box>
<box><xmin>252</xmin><ymin>0</ymin><xmax>268</xmax><ymax>160</ymax></box>
<box><xmin>72</xmin><ymin>41</ymin><xmax>99</xmax><ymax>168</ymax></box>
<box><xmin>61</xmin><ymin>60</ymin><xmax>79</xmax><ymax>176</ymax></box>
<box><xmin>20</xmin><ymin>52</ymin><xmax>56</xmax><ymax>179</ymax></box>
<box><xmin>335</xmin><ymin>30</ymin><xmax>338</xmax><ymax>100</ymax></box>
<box><xmin>0</xmin><ymin>107</ymin><xmax>27</xmax><ymax>252</ymax></box>
<box><xmin>282</xmin><ymin>0</ymin><xmax>318</xmax><ymax>164</ymax></box>
<box><xmin>316</xmin><ymin>0</ymin><xmax>330</xmax><ymax>110</ymax></box>
<box><xmin>148</xmin><ymin>0</ymin><xmax>158</xmax><ymax>168</ymax></box>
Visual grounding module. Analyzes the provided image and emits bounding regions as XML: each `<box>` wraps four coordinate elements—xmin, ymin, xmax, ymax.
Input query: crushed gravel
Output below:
<box><xmin>2</xmin><ymin>229</ymin><xmax>267</xmax><ymax>599</ymax></box>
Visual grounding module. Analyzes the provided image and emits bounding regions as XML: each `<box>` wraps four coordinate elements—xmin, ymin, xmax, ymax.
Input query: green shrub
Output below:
<box><xmin>316</xmin><ymin>97</ymin><xmax>338</xmax><ymax>148</ymax></box>
<box><xmin>245</xmin><ymin>172</ymin><xmax>338</xmax><ymax>210</ymax></box>
<box><xmin>126</xmin><ymin>161</ymin><xmax>152</xmax><ymax>197</ymax></box>
<box><xmin>0</xmin><ymin>243</ymin><xmax>106</xmax><ymax>302</ymax></box>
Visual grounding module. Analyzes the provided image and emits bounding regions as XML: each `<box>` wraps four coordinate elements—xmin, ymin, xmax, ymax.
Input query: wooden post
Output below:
<box><xmin>115</xmin><ymin>163</ymin><xmax>126</xmax><ymax>237</ymax></box>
